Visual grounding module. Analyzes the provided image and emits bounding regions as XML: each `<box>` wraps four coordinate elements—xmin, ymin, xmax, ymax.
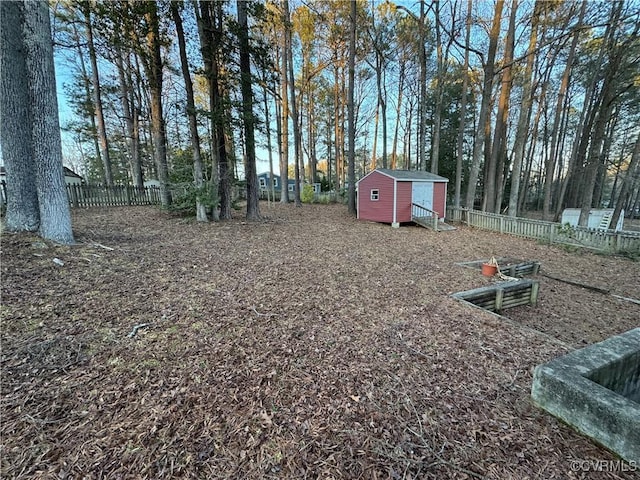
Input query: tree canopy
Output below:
<box><xmin>9</xmin><ymin>0</ymin><xmax>638</xmax><ymax>223</ymax></box>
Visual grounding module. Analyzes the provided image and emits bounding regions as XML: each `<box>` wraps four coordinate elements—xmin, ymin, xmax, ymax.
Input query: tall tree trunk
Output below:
<box><xmin>144</xmin><ymin>1</ymin><xmax>171</xmax><ymax>208</ymax></box>
<box><xmin>262</xmin><ymin>85</ymin><xmax>276</xmax><ymax>202</ymax></box>
<box><xmin>24</xmin><ymin>0</ymin><xmax>74</xmax><ymax>243</ymax></box>
<box><xmin>418</xmin><ymin>0</ymin><xmax>427</xmax><ymax>171</ymax></box>
<box><xmin>610</xmin><ymin>133</ymin><xmax>640</xmax><ymax>228</ymax></box>
<box><xmin>455</xmin><ymin>0</ymin><xmax>472</xmax><ymax>208</ymax></box>
<box><xmin>578</xmin><ymin>2</ymin><xmax>623</xmax><ymax>226</ymax></box>
<box><xmin>308</xmin><ymin>85</ymin><xmax>318</xmax><ymax>183</ymax></box>
<box><xmin>593</xmin><ymin>113</ymin><xmax>618</xmax><ymax>209</ymax></box>
<box><xmin>0</xmin><ymin>0</ymin><xmax>39</xmax><ymax>232</ymax></box>
<box><xmin>70</xmin><ymin>20</ymin><xmax>102</xmax><ymax>182</ymax></box>
<box><xmin>608</xmin><ymin>129</ymin><xmax>629</xmax><ymax>208</ymax></box>
<box><xmin>237</xmin><ymin>0</ymin><xmax>261</xmax><ymax>220</ymax></box>
<box><xmin>542</xmin><ymin>2</ymin><xmax>585</xmax><ymax>219</ymax></box>
<box><xmin>195</xmin><ymin>1</ymin><xmax>227</xmax><ymax>218</ymax></box>
<box><xmin>556</xmin><ymin>86</ymin><xmax>599</xmax><ymax>214</ymax></box>
<box><xmin>115</xmin><ymin>47</ymin><xmax>143</xmax><ymax>188</ymax></box>
<box><xmin>557</xmin><ymin>7</ymin><xmax>612</xmax><ymax>217</ymax></box>
<box><xmin>392</xmin><ymin>62</ymin><xmax>405</xmax><ymax>171</ymax></box>
<box><xmin>347</xmin><ymin>0</ymin><xmax>356</xmax><ymax>214</ymax></box>
<box><xmin>274</xmin><ymin>77</ymin><xmax>284</xmax><ymax>198</ymax></box>
<box><xmin>213</xmin><ymin>3</ymin><xmax>232</xmax><ymax>219</ymax></box>
<box><xmin>172</xmin><ymin>2</ymin><xmax>207</xmax><ymax>221</ymax></box>
<box><xmin>280</xmin><ymin>7</ymin><xmax>290</xmax><ymax>204</ymax></box>
<box><xmin>371</xmin><ymin>105</ymin><xmax>379</xmax><ymax>170</ymax></box>
<box><xmin>131</xmin><ymin>52</ymin><xmax>149</xmax><ymax>181</ymax></box>
<box><xmin>373</xmin><ymin>52</ymin><xmax>387</xmax><ymax>169</ymax></box>
<box><xmin>430</xmin><ymin>0</ymin><xmax>443</xmax><ymax>175</ymax></box>
<box><xmin>485</xmin><ymin>0</ymin><xmax>515</xmax><ymax>213</ymax></box>
<box><xmin>465</xmin><ymin>0</ymin><xmax>504</xmax><ymax>209</ymax></box>
<box><xmin>81</xmin><ymin>1</ymin><xmax>113</xmax><ymax>186</ymax></box>
<box><xmin>509</xmin><ymin>1</ymin><xmax>544</xmax><ymax>216</ymax></box>
<box><xmin>284</xmin><ymin>0</ymin><xmax>302</xmax><ymax>206</ymax></box>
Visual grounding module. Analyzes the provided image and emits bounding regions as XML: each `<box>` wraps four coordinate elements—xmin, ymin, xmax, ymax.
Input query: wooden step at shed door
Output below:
<box><xmin>436</xmin><ymin>222</ymin><xmax>456</xmax><ymax>231</ymax></box>
<box><xmin>598</xmin><ymin>211</ymin><xmax>613</xmax><ymax>230</ymax></box>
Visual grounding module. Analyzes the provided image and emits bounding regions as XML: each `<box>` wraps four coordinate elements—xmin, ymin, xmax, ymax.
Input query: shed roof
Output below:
<box><xmin>63</xmin><ymin>166</ymin><xmax>83</xmax><ymax>179</ymax></box>
<box><xmin>358</xmin><ymin>168</ymin><xmax>449</xmax><ymax>184</ymax></box>
<box><xmin>0</xmin><ymin>165</ymin><xmax>83</xmax><ymax>179</ymax></box>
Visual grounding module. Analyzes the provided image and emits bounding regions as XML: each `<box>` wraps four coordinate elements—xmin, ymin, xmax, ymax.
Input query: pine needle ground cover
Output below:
<box><xmin>2</xmin><ymin>204</ymin><xmax>639</xmax><ymax>479</ymax></box>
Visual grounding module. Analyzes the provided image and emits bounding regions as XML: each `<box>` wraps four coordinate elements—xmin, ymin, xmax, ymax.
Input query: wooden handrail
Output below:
<box><xmin>411</xmin><ymin>203</ymin><xmax>439</xmax><ymax>230</ymax></box>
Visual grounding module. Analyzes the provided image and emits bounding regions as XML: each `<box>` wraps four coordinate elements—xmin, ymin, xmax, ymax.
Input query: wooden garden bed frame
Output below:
<box><xmin>452</xmin><ymin>279</ymin><xmax>540</xmax><ymax>313</ymax></box>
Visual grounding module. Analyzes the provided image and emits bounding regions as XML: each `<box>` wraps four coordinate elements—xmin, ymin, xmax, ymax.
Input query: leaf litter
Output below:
<box><xmin>1</xmin><ymin>204</ymin><xmax>638</xmax><ymax>479</ymax></box>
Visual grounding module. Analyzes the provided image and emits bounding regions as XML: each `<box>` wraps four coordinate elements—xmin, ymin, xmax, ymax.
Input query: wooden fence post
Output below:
<box><xmin>495</xmin><ymin>288</ymin><xmax>504</xmax><ymax>312</ymax></box>
<box><xmin>530</xmin><ymin>282</ymin><xmax>539</xmax><ymax>306</ymax></box>
<box><xmin>70</xmin><ymin>184</ymin><xmax>79</xmax><ymax>208</ymax></box>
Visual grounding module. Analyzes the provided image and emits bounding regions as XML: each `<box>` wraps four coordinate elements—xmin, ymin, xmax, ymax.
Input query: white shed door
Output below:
<box><xmin>412</xmin><ymin>182</ymin><xmax>433</xmax><ymax>211</ymax></box>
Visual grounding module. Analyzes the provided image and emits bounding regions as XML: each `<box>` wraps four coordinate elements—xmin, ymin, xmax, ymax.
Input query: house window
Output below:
<box><xmin>371</xmin><ymin>189</ymin><xmax>379</xmax><ymax>201</ymax></box>
<box><xmin>273</xmin><ymin>178</ymin><xmax>278</xmax><ymax>187</ymax></box>
<box><xmin>288</xmin><ymin>184</ymin><xmax>294</xmax><ymax>192</ymax></box>
<box><xmin>259</xmin><ymin>178</ymin><xmax>266</xmax><ymax>188</ymax></box>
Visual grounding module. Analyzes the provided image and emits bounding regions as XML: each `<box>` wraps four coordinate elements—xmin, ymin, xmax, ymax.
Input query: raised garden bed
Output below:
<box><xmin>451</xmin><ymin>279</ymin><xmax>539</xmax><ymax>313</ymax></box>
<box><xmin>457</xmin><ymin>258</ymin><xmax>541</xmax><ymax>277</ymax></box>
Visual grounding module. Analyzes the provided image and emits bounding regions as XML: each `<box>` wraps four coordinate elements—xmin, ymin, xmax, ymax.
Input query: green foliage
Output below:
<box><xmin>168</xmin><ymin>182</ymin><xmax>217</xmax><ymax>217</ymax></box>
<box><xmin>320</xmin><ymin>176</ymin><xmax>333</xmax><ymax>192</ymax></box>
<box><xmin>169</xmin><ymin>148</ymin><xmax>196</xmax><ymax>184</ymax></box>
<box><xmin>301</xmin><ymin>184</ymin><xmax>315</xmax><ymax>203</ymax></box>
<box><xmin>557</xmin><ymin>222</ymin><xmax>577</xmax><ymax>238</ymax></box>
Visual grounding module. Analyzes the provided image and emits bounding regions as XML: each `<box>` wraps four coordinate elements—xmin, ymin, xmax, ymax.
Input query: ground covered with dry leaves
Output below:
<box><xmin>2</xmin><ymin>204</ymin><xmax>639</xmax><ymax>480</ymax></box>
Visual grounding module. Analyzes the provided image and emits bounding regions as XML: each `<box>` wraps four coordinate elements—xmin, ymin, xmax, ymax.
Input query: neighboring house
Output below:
<box><xmin>0</xmin><ymin>165</ymin><xmax>84</xmax><ymax>185</ymax></box>
<box><xmin>257</xmin><ymin>172</ymin><xmax>320</xmax><ymax>195</ymax></box>
<box><xmin>286</xmin><ymin>178</ymin><xmax>305</xmax><ymax>193</ymax></box>
<box><xmin>257</xmin><ymin>172</ymin><xmax>281</xmax><ymax>191</ymax></box>
<box><xmin>356</xmin><ymin>168</ymin><xmax>449</xmax><ymax>227</ymax></box>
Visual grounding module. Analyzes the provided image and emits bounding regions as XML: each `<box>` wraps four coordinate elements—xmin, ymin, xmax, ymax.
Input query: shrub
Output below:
<box><xmin>301</xmin><ymin>184</ymin><xmax>315</xmax><ymax>203</ymax></box>
<box><xmin>168</xmin><ymin>182</ymin><xmax>217</xmax><ymax>217</ymax></box>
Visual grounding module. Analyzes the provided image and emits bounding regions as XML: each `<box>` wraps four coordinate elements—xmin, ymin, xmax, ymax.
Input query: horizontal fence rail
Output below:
<box><xmin>446</xmin><ymin>206</ymin><xmax>640</xmax><ymax>254</ymax></box>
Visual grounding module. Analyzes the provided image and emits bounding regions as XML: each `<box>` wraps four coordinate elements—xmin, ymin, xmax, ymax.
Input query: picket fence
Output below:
<box><xmin>446</xmin><ymin>206</ymin><xmax>640</xmax><ymax>254</ymax></box>
<box><xmin>66</xmin><ymin>184</ymin><xmax>161</xmax><ymax>207</ymax></box>
<box><xmin>0</xmin><ymin>181</ymin><xmax>160</xmax><ymax>209</ymax></box>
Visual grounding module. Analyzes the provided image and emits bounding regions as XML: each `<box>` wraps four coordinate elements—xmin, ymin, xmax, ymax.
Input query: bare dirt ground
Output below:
<box><xmin>2</xmin><ymin>203</ymin><xmax>639</xmax><ymax>479</ymax></box>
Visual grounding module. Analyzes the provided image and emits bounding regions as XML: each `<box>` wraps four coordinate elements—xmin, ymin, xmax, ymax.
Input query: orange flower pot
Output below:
<box><xmin>482</xmin><ymin>263</ymin><xmax>498</xmax><ymax>277</ymax></box>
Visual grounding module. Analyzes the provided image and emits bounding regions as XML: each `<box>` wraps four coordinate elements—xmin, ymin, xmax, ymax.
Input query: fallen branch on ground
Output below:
<box><xmin>541</xmin><ymin>273</ymin><xmax>610</xmax><ymax>294</ymax></box>
<box><xmin>127</xmin><ymin>323</ymin><xmax>150</xmax><ymax>338</ymax></box>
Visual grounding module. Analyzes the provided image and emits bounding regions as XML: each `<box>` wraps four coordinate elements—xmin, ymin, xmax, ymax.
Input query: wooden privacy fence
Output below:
<box><xmin>66</xmin><ymin>184</ymin><xmax>161</xmax><ymax>207</ymax></box>
<box><xmin>446</xmin><ymin>206</ymin><xmax>640</xmax><ymax>253</ymax></box>
<box><xmin>0</xmin><ymin>181</ymin><xmax>160</xmax><ymax>209</ymax></box>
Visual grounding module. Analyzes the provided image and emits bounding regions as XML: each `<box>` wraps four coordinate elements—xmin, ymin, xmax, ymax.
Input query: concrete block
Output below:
<box><xmin>532</xmin><ymin>328</ymin><xmax>640</xmax><ymax>463</ymax></box>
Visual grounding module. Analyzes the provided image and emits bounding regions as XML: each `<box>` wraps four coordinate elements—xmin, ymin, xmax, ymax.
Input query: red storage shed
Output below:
<box><xmin>356</xmin><ymin>168</ymin><xmax>449</xmax><ymax>227</ymax></box>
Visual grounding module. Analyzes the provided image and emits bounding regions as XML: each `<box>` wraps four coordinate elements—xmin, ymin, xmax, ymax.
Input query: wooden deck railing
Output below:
<box><xmin>411</xmin><ymin>203</ymin><xmax>439</xmax><ymax>230</ymax></box>
<box><xmin>446</xmin><ymin>206</ymin><xmax>640</xmax><ymax>253</ymax></box>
